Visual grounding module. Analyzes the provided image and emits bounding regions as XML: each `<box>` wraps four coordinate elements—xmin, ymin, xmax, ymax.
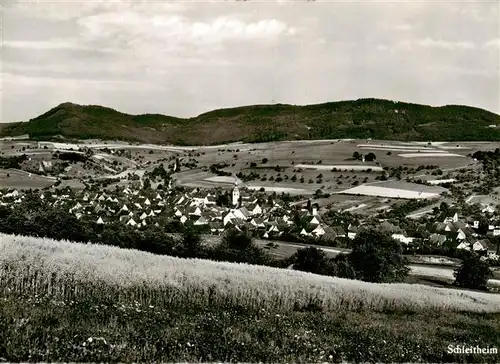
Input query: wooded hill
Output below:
<box><xmin>1</xmin><ymin>98</ymin><xmax>499</xmax><ymax>145</ymax></box>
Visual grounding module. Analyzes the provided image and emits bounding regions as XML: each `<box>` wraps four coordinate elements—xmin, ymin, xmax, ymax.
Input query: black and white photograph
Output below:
<box><xmin>0</xmin><ymin>0</ymin><xmax>499</xmax><ymax>362</ymax></box>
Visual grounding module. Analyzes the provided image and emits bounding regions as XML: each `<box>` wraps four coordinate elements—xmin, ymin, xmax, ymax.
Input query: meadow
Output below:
<box><xmin>2</xmin><ymin>233</ymin><xmax>500</xmax><ymax>313</ymax></box>
<box><xmin>1</xmin><ymin>233</ymin><xmax>500</xmax><ymax>362</ymax></box>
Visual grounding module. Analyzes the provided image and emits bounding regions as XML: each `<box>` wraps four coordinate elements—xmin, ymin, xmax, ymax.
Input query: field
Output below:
<box><xmin>165</xmin><ymin>139</ymin><xmax>478</xmax><ymax>201</ymax></box>
<box><xmin>1</xmin><ymin>233</ymin><xmax>500</xmax><ymax>362</ymax></box>
<box><xmin>0</xmin><ymin>168</ymin><xmax>56</xmax><ymax>189</ymax></box>
<box><xmin>1</xmin><ymin>233</ymin><xmax>499</xmax><ymax>313</ymax></box>
<box><xmin>0</xmin><ymin>138</ymin><xmax>494</xmax><ymax>211</ymax></box>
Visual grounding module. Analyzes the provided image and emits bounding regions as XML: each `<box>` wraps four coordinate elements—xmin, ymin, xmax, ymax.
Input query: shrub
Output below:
<box><xmin>454</xmin><ymin>253</ymin><xmax>493</xmax><ymax>291</ymax></box>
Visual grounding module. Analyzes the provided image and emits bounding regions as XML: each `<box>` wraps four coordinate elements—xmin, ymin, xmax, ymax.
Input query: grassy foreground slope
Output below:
<box><xmin>1</xmin><ymin>99</ymin><xmax>499</xmax><ymax>145</ymax></box>
<box><xmin>1</xmin><ymin>233</ymin><xmax>500</xmax><ymax>362</ymax></box>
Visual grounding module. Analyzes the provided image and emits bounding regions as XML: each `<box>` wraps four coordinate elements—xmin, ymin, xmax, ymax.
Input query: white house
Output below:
<box><xmin>248</xmin><ymin>203</ymin><xmax>263</xmax><ymax>216</ymax></box>
<box><xmin>308</xmin><ymin>216</ymin><xmax>320</xmax><ymax>226</ymax></box>
<box><xmin>194</xmin><ymin>216</ymin><xmax>209</xmax><ymax>226</ymax></box>
<box><xmin>456</xmin><ymin>229</ymin><xmax>466</xmax><ymax>241</ymax></box>
<box><xmin>444</xmin><ymin>213</ymin><xmax>459</xmax><ymax>223</ymax></box>
<box><xmin>223</xmin><ymin>211</ymin><xmax>237</xmax><ymax>226</ymax></box>
<box><xmin>482</xmin><ymin>205</ymin><xmax>495</xmax><ymax>214</ymax></box>
<box><xmin>312</xmin><ymin>225</ymin><xmax>326</xmax><ymax>236</ymax></box>
<box><xmin>300</xmin><ymin>228</ymin><xmax>310</xmax><ymax>236</ymax></box>
<box><xmin>391</xmin><ymin>233</ymin><xmax>415</xmax><ymax>245</ymax></box>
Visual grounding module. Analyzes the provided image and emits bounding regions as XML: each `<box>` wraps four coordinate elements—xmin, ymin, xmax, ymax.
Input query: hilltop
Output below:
<box><xmin>1</xmin><ymin>99</ymin><xmax>499</xmax><ymax>145</ymax></box>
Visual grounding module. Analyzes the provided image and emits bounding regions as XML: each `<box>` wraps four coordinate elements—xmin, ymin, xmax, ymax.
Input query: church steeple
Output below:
<box><xmin>232</xmin><ymin>178</ymin><xmax>240</xmax><ymax>208</ymax></box>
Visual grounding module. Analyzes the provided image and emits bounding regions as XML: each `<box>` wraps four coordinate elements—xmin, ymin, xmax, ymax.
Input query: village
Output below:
<box><xmin>1</xmin><ymin>170</ymin><xmax>499</xmax><ymax>263</ymax></box>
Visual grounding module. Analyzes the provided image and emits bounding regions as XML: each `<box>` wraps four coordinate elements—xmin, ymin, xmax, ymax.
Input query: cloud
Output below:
<box><xmin>78</xmin><ymin>12</ymin><xmax>296</xmax><ymax>47</ymax></box>
<box><xmin>3</xmin><ymin>39</ymin><xmax>113</xmax><ymax>52</ymax></box>
<box><xmin>417</xmin><ymin>38</ymin><xmax>476</xmax><ymax>50</ymax></box>
<box><xmin>378</xmin><ymin>23</ymin><xmax>413</xmax><ymax>31</ymax></box>
<box><xmin>390</xmin><ymin>38</ymin><xmax>477</xmax><ymax>51</ymax></box>
<box><xmin>483</xmin><ymin>38</ymin><xmax>500</xmax><ymax>48</ymax></box>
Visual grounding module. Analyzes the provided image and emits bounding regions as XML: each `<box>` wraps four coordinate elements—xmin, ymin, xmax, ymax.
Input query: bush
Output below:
<box><xmin>289</xmin><ymin>247</ymin><xmax>335</xmax><ymax>276</ymax></box>
<box><xmin>454</xmin><ymin>253</ymin><xmax>493</xmax><ymax>291</ymax></box>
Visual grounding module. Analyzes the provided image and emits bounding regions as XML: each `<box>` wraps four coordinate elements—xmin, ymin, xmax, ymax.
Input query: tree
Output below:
<box><xmin>332</xmin><ymin>253</ymin><xmax>356</xmax><ymax>279</ymax></box>
<box><xmin>175</xmin><ymin>228</ymin><xmax>204</xmax><ymax>258</ymax></box>
<box><xmin>143</xmin><ymin>178</ymin><xmax>151</xmax><ymax>190</ymax></box>
<box><xmin>211</xmin><ymin>228</ymin><xmax>271</xmax><ymax>265</ymax></box>
<box><xmin>289</xmin><ymin>246</ymin><xmax>334</xmax><ymax>275</ymax></box>
<box><xmin>262</xmin><ymin>158</ymin><xmax>268</xmax><ymax>164</ymax></box>
<box><xmin>454</xmin><ymin>253</ymin><xmax>492</xmax><ymax>291</ymax></box>
<box><xmin>365</xmin><ymin>152</ymin><xmax>377</xmax><ymax>161</ymax></box>
<box><xmin>352</xmin><ymin>151</ymin><xmax>360</xmax><ymax>160</ymax></box>
<box><xmin>478</xmin><ymin>218</ymin><xmax>489</xmax><ymax>235</ymax></box>
<box><xmin>347</xmin><ymin>229</ymin><xmax>410</xmax><ymax>283</ymax></box>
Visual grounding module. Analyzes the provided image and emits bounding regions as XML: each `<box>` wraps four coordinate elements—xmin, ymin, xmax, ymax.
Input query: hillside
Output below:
<box><xmin>1</xmin><ymin>233</ymin><xmax>500</xmax><ymax>362</ymax></box>
<box><xmin>1</xmin><ymin>99</ymin><xmax>499</xmax><ymax>145</ymax></box>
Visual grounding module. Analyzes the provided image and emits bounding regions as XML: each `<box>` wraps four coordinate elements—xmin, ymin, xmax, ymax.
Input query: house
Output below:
<box><xmin>223</xmin><ymin>211</ymin><xmax>237</xmax><ymax>226</ymax></box>
<box><xmin>208</xmin><ymin>221</ymin><xmax>224</xmax><ymax>234</ymax></box>
<box><xmin>311</xmin><ymin>224</ymin><xmax>326</xmax><ymax>236</ymax></box>
<box><xmin>126</xmin><ymin>218</ymin><xmax>137</xmax><ymax>226</ymax></box>
<box><xmin>194</xmin><ymin>216</ymin><xmax>209</xmax><ymax>226</ymax></box>
<box><xmin>347</xmin><ymin>224</ymin><xmax>358</xmax><ymax>240</ymax></box>
<box><xmin>250</xmin><ymin>218</ymin><xmax>266</xmax><ymax>229</ymax></box>
<box><xmin>96</xmin><ymin>217</ymin><xmax>105</xmax><ymax>224</ymax></box>
<box><xmin>188</xmin><ymin>206</ymin><xmax>202</xmax><ymax>216</ymax></box>
<box><xmin>180</xmin><ymin>215</ymin><xmax>188</xmax><ymax>224</ymax></box>
<box><xmin>247</xmin><ymin>203</ymin><xmax>262</xmax><ymax>216</ymax></box>
<box><xmin>233</xmin><ymin>207</ymin><xmax>251</xmax><ymax>221</ymax></box>
<box><xmin>486</xmin><ymin>229</ymin><xmax>500</xmax><ymax>238</ymax></box>
<box><xmin>203</xmin><ymin>194</ymin><xmax>217</xmax><ymax>206</ymax></box>
<box><xmin>391</xmin><ymin>233</ymin><xmax>415</xmax><ymax>245</ymax></box>
<box><xmin>443</xmin><ymin>212</ymin><xmax>459</xmax><ymax>223</ymax></box>
<box><xmin>308</xmin><ymin>215</ymin><xmax>320</xmax><ymax>226</ymax></box>
<box><xmin>482</xmin><ymin>205</ymin><xmax>495</xmax><ymax>214</ymax></box>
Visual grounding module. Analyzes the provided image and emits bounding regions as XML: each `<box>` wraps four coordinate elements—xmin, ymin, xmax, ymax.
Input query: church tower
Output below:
<box><xmin>232</xmin><ymin>179</ymin><xmax>240</xmax><ymax>208</ymax></box>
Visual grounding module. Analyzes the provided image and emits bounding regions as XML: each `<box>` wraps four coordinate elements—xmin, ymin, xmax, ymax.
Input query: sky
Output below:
<box><xmin>1</xmin><ymin>0</ymin><xmax>499</xmax><ymax>122</ymax></box>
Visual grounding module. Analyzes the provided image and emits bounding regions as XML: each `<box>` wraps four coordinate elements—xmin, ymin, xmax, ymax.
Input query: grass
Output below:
<box><xmin>1</xmin><ymin>98</ymin><xmax>499</xmax><ymax>145</ymax></box>
<box><xmin>1</xmin><ymin>233</ymin><xmax>500</xmax><ymax>362</ymax></box>
<box><xmin>1</xmin><ymin>295</ymin><xmax>499</xmax><ymax>363</ymax></box>
<box><xmin>1</xmin><ymin>233</ymin><xmax>500</xmax><ymax>313</ymax></box>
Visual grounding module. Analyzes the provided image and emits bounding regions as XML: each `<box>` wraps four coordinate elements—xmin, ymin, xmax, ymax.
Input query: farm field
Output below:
<box><xmin>1</xmin><ymin>233</ymin><xmax>499</xmax><ymax>362</ymax></box>
<box><xmin>1</xmin><ymin>233</ymin><xmax>499</xmax><ymax>313</ymax></box>
<box><xmin>337</xmin><ymin>185</ymin><xmax>441</xmax><ymax>199</ymax></box>
<box><xmin>0</xmin><ymin>168</ymin><xmax>56</xmax><ymax>189</ymax></box>
<box><xmin>0</xmin><ymin>138</ymin><xmax>481</xmax><ymax>198</ymax></box>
